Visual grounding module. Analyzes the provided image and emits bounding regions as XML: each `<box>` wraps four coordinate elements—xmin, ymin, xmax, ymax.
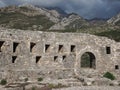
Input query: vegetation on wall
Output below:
<box><xmin>0</xmin><ymin>79</ymin><xmax>7</xmax><ymax>85</ymax></box>
<box><xmin>103</xmin><ymin>72</ymin><xmax>116</xmax><ymax>80</ymax></box>
<box><xmin>38</xmin><ymin>77</ymin><xmax>43</xmax><ymax>82</ymax></box>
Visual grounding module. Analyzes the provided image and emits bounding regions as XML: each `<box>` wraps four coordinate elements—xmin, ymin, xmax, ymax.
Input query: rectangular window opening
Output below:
<box><xmin>12</xmin><ymin>56</ymin><xmax>17</xmax><ymax>63</ymax></box>
<box><xmin>0</xmin><ymin>41</ymin><xmax>5</xmax><ymax>52</ymax></box>
<box><xmin>13</xmin><ymin>42</ymin><xmax>19</xmax><ymax>52</ymax></box>
<box><xmin>30</xmin><ymin>42</ymin><xmax>36</xmax><ymax>52</ymax></box>
<box><xmin>115</xmin><ymin>65</ymin><xmax>119</xmax><ymax>70</ymax></box>
<box><xmin>54</xmin><ymin>56</ymin><xmax>58</xmax><ymax>62</ymax></box>
<box><xmin>36</xmin><ymin>56</ymin><xmax>41</xmax><ymax>63</ymax></box>
<box><xmin>71</xmin><ymin>45</ymin><xmax>76</xmax><ymax>52</ymax></box>
<box><xmin>63</xmin><ymin>55</ymin><xmax>66</xmax><ymax>60</ymax></box>
<box><xmin>106</xmin><ymin>46</ymin><xmax>111</xmax><ymax>54</ymax></box>
<box><xmin>58</xmin><ymin>45</ymin><xmax>63</xmax><ymax>53</ymax></box>
<box><xmin>45</xmin><ymin>44</ymin><xmax>50</xmax><ymax>53</ymax></box>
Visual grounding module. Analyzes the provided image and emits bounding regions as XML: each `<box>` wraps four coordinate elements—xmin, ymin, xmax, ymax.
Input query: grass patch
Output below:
<box><xmin>32</xmin><ymin>86</ymin><xmax>36</xmax><ymax>90</ymax></box>
<box><xmin>0</xmin><ymin>12</ymin><xmax>54</xmax><ymax>30</ymax></box>
<box><xmin>24</xmin><ymin>78</ymin><xmax>28</xmax><ymax>82</ymax></box>
<box><xmin>37</xmin><ymin>77</ymin><xmax>43</xmax><ymax>82</ymax></box>
<box><xmin>48</xmin><ymin>83</ymin><xmax>67</xmax><ymax>89</ymax></box>
<box><xmin>103</xmin><ymin>72</ymin><xmax>116</xmax><ymax>80</ymax></box>
<box><xmin>95</xmin><ymin>30</ymin><xmax>120</xmax><ymax>42</ymax></box>
<box><xmin>0</xmin><ymin>79</ymin><xmax>7</xmax><ymax>85</ymax></box>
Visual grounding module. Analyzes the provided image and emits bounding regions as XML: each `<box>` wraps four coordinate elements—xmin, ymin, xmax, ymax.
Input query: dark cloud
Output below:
<box><xmin>0</xmin><ymin>0</ymin><xmax>120</xmax><ymax>19</ymax></box>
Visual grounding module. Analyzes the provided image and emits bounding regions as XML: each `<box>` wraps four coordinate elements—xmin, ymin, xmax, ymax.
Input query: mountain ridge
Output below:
<box><xmin>0</xmin><ymin>4</ymin><xmax>120</xmax><ymax>41</ymax></box>
<box><xmin>0</xmin><ymin>4</ymin><xmax>88</xmax><ymax>30</ymax></box>
<box><xmin>107</xmin><ymin>13</ymin><xmax>120</xmax><ymax>26</ymax></box>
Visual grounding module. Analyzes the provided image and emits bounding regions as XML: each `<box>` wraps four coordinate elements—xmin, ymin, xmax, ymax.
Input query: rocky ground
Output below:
<box><xmin>0</xmin><ymin>77</ymin><xmax>120</xmax><ymax>90</ymax></box>
<box><xmin>53</xmin><ymin>86</ymin><xmax>120</xmax><ymax>90</ymax></box>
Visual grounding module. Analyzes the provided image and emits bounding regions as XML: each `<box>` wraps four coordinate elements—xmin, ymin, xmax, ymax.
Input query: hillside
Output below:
<box><xmin>0</xmin><ymin>4</ymin><xmax>120</xmax><ymax>41</ymax></box>
<box><xmin>0</xmin><ymin>4</ymin><xmax>88</xmax><ymax>31</ymax></box>
<box><xmin>107</xmin><ymin>13</ymin><xmax>120</xmax><ymax>26</ymax></box>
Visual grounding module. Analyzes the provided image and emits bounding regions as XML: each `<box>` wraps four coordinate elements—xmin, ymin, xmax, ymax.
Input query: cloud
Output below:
<box><xmin>60</xmin><ymin>0</ymin><xmax>120</xmax><ymax>19</ymax></box>
<box><xmin>0</xmin><ymin>0</ymin><xmax>63</xmax><ymax>6</ymax></box>
<box><xmin>0</xmin><ymin>0</ymin><xmax>120</xmax><ymax>19</ymax></box>
<box><xmin>0</xmin><ymin>1</ymin><xmax>6</xmax><ymax>7</ymax></box>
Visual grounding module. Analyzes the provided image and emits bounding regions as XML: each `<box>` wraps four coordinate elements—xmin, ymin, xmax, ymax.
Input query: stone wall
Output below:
<box><xmin>53</xmin><ymin>86</ymin><xmax>120</xmax><ymax>90</ymax></box>
<box><xmin>0</xmin><ymin>28</ymin><xmax>120</xmax><ymax>82</ymax></box>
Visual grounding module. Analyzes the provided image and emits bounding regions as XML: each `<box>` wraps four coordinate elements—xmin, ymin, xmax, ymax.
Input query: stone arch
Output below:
<box><xmin>74</xmin><ymin>48</ymin><xmax>101</xmax><ymax>76</ymax></box>
<box><xmin>81</xmin><ymin>52</ymin><xmax>96</xmax><ymax>69</ymax></box>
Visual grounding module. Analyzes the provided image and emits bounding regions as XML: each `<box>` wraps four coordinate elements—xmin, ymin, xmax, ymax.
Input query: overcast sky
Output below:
<box><xmin>0</xmin><ymin>0</ymin><xmax>120</xmax><ymax>19</ymax></box>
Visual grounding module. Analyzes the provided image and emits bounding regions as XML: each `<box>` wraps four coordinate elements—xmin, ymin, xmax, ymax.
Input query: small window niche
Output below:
<box><xmin>115</xmin><ymin>65</ymin><xmax>119</xmax><ymax>70</ymax></box>
<box><xmin>54</xmin><ymin>56</ymin><xmax>58</xmax><ymax>62</ymax></box>
<box><xmin>45</xmin><ymin>44</ymin><xmax>50</xmax><ymax>53</ymax></box>
<box><xmin>12</xmin><ymin>56</ymin><xmax>17</xmax><ymax>63</ymax></box>
<box><xmin>36</xmin><ymin>56</ymin><xmax>41</xmax><ymax>64</ymax></box>
<box><xmin>62</xmin><ymin>55</ymin><xmax>66</xmax><ymax>61</ymax></box>
<box><xmin>106</xmin><ymin>46</ymin><xmax>111</xmax><ymax>54</ymax></box>
<box><xmin>30</xmin><ymin>42</ymin><xmax>36</xmax><ymax>52</ymax></box>
<box><xmin>71</xmin><ymin>45</ymin><xmax>76</xmax><ymax>52</ymax></box>
<box><xmin>13</xmin><ymin>42</ymin><xmax>19</xmax><ymax>53</ymax></box>
<box><xmin>58</xmin><ymin>45</ymin><xmax>63</xmax><ymax>53</ymax></box>
<box><xmin>0</xmin><ymin>41</ymin><xmax>5</xmax><ymax>52</ymax></box>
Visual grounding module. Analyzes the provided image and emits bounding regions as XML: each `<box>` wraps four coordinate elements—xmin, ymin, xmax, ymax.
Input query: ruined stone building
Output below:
<box><xmin>0</xmin><ymin>28</ymin><xmax>120</xmax><ymax>82</ymax></box>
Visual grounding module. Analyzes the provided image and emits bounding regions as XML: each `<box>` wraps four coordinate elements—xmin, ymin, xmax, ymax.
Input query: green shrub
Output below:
<box><xmin>32</xmin><ymin>86</ymin><xmax>36</xmax><ymax>90</ymax></box>
<box><xmin>37</xmin><ymin>77</ymin><xmax>43</xmax><ymax>82</ymax></box>
<box><xmin>48</xmin><ymin>83</ymin><xmax>66</xmax><ymax>89</ymax></box>
<box><xmin>103</xmin><ymin>72</ymin><xmax>116</xmax><ymax>80</ymax></box>
<box><xmin>0</xmin><ymin>79</ymin><xmax>7</xmax><ymax>85</ymax></box>
<box><xmin>109</xmin><ymin>83</ymin><xmax>114</xmax><ymax>86</ymax></box>
<box><xmin>118</xmin><ymin>83</ymin><xmax>120</xmax><ymax>86</ymax></box>
<box><xmin>24</xmin><ymin>78</ymin><xmax>28</xmax><ymax>82</ymax></box>
<box><xmin>58</xmin><ymin>77</ymin><xmax>62</xmax><ymax>79</ymax></box>
<box><xmin>48</xmin><ymin>84</ymin><xmax>54</xmax><ymax>89</ymax></box>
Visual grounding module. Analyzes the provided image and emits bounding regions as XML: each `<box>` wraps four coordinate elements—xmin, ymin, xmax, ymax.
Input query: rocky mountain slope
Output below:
<box><xmin>0</xmin><ymin>4</ymin><xmax>88</xmax><ymax>30</ymax></box>
<box><xmin>0</xmin><ymin>4</ymin><xmax>120</xmax><ymax>41</ymax></box>
<box><xmin>107</xmin><ymin>13</ymin><xmax>120</xmax><ymax>26</ymax></box>
<box><xmin>49</xmin><ymin>13</ymin><xmax>89</xmax><ymax>30</ymax></box>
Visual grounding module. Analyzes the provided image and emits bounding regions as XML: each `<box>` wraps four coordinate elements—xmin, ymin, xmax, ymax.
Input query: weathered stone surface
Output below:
<box><xmin>107</xmin><ymin>13</ymin><xmax>120</xmax><ymax>25</ymax></box>
<box><xmin>53</xmin><ymin>86</ymin><xmax>120</xmax><ymax>90</ymax></box>
<box><xmin>0</xmin><ymin>28</ymin><xmax>120</xmax><ymax>83</ymax></box>
<box><xmin>49</xmin><ymin>14</ymin><xmax>82</xmax><ymax>30</ymax></box>
<box><xmin>19</xmin><ymin>4</ymin><xmax>61</xmax><ymax>23</ymax></box>
<box><xmin>0</xmin><ymin>85</ymin><xmax>23</xmax><ymax>90</ymax></box>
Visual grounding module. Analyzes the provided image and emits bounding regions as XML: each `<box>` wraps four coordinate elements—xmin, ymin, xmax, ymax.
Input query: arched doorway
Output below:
<box><xmin>81</xmin><ymin>52</ymin><xmax>96</xmax><ymax>69</ymax></box>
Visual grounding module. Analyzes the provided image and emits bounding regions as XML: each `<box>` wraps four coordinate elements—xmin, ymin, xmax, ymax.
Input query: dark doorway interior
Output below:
<box><xmin>30</xmin><ymin>42</ymin><xmax>36</xmax><ymax>52</ymax></box>
<box><xmin>13</xmin><ymin>42</ymin><xmax>19</xmax><ymax>52</ymax></box>
<box><xmin>81</xmin><ymin>52</ymin><xmax>96</xmax><ymax>69</ymax></box>
<box><xmin>0</xmin><ymin>41</ymin><xmax>4</xmax><ymax>52</ymax></box>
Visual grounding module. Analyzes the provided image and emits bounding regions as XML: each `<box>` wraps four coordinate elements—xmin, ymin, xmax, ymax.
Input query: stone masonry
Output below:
<box><xmin>0</xmin><ymin>28</ymin><xmax>120</xmax><ymax>82</ymax></box>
